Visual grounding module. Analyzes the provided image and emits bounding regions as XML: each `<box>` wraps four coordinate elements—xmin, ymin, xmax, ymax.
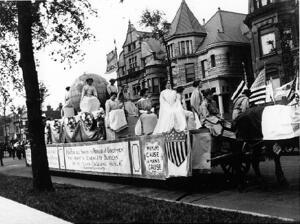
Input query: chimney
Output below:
<box><xmin>202</xmin><ymin>18</ymin><xmax>205</xmax><ymax>25</ymax></box>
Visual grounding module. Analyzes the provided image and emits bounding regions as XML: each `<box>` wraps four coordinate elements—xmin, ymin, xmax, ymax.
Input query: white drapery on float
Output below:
<box><xmin>262</xmin><ymin>105</ymin><xmax>300</xmax><ymax>140</ymax></box>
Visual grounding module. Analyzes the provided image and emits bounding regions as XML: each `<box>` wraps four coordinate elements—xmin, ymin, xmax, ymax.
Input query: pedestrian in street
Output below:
<box><xmin>11</xmin><ymin>141</ymin><xmax>16</xmax><ymax>159</ymax></box>
<box><xmin>21</xmin><ymin>140</ymin><xmax>26</xmax><ymax>159</ymax></box>
<box><xmin>16</xmin><ymin>142</ymin><xmax>22</xmax><ymax>160</ymax></box>
<box><xmin>0</xmin><ymin>143</ymin><xmax>4</xmax><ymax>166</ymax></box>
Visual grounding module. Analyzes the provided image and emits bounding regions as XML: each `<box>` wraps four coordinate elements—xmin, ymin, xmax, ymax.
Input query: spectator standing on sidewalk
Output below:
<box><xmin>16</xmin><ymin>142</ymin><xmax>22</xmax><ymax>160</ymax></box>
<box><xmin>0</xmin><ymin>143</ymin><xmax>4</xmax><ymax>166</ymax></box>
<box><xmin>11</xmin><ymin>141</ymin><xmax>16</xmax><ymax>159</ymax></box>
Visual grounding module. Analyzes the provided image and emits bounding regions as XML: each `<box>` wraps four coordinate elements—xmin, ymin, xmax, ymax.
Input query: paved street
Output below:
<box><xmin>0</xmin><ymin>155</ymin><xmax>299</xmax><ymax>222</ymax></box>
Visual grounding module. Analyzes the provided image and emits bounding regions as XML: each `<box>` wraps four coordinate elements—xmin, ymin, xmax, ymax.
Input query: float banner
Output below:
<box><xmin>191</xmin><ymin>129</ymin><xmax>211</xmax><ymax>173</ymax></box>
<box><xmin>140</xmin><ymin>135</ymin><xmax>167</xmax><ymax>179</ymax></box>
<box><xmin>64</xmin><ymin>141</ymin><xmax>131</xmax><ymax>175</ymax></box>
<box><xmin>129</xmin><ymin>140</ymin><xmax>142</xmax><ymax>175</ymax></box>
<box><xmin>57</xmin><ymin>145</ymin><xmax>66</xmax><ymax>169</ymax></box>
<box><xmin>46</xmin><ymin>145</ymin><xmax>60</xmax><ymax>169</ymax></box>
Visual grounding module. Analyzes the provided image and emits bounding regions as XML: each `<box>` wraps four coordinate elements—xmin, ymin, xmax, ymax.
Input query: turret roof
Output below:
<box><xmin>167</xmin><ymin>0</ymin><xmax>206</xmax><ymax>39</ymax></box>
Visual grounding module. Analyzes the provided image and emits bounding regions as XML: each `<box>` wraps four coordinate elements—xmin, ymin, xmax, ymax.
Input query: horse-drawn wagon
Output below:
<box><xmin>25</xmin><ymin>102</ymin><xmax>299</xmax><ymax>189</ymax></box>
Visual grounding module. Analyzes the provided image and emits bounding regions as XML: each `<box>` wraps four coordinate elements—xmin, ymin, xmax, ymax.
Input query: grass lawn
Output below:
<box><xmin>0</xmin><ymin>174</ymin><xmax>294</xmax><ymax>223</ymax></box>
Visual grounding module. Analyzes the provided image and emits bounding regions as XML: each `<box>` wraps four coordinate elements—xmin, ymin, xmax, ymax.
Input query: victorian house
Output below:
<box><xmin>117</xmin><ymin>0</ymin><xmax>253</xmax><ymax>119</ymax></box>
<box><xmin>166</xmin><ymin>0</ymin><xmax>252</xmax><ymax>118</ymax></box>
<box><xmin>117</xmin><ymin>22</ymin><xmax>167</xmax><ymax>107</ymax></box>
<box><xmin>244</xmin><ymin>0</ymin><xmax>299</xmax><ymax>87</ymax></box>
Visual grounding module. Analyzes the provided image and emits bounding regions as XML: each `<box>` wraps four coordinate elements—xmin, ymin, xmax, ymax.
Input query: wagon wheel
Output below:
<box><xmin>221</xmin><ymin>160</ymin><xmax>251</xmax><ymax>176</ymax></box>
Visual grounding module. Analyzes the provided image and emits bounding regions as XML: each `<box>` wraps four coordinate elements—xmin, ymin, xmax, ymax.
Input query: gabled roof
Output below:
<box><xmin>121</xmin><ymin>22</ymin><xmax>165</xmax><ymax>59</ymax></box>
<box><xmin>196</xmin><ymin>10</ymin><xmax>250</xmax><ymax>53</ymax></box>
<box><xmin>167</xmin><ymin>0</ymin><xmax>206</xmax><ymax>40</ymax></box>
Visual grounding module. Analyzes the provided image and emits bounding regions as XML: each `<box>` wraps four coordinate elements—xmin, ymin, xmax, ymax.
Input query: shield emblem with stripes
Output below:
<box><xmin>164</xmin><ymin>129</ymin><xmax>188</xmax><ymax>167</ymax></box>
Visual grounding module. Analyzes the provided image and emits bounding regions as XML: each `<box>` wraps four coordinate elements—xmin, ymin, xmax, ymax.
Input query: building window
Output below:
<box><xmin>283</xmin><ymin>28</ymin><xmax>294</xmax><ymax>48</ymax></box>
<box><xmin>141</xmin><ymin>58</ymin><xmax>145</xmax><ymax>68</ymax></box>
<box><xmin>254</xmin><ymin>0</ymin><xmax>273</xmax><ymax>8</ymax></box>
<box><xmin>129</xmin><ymin>56</ymin><xmax>137</xmax><ymax>69</ymax></box>
<box><xmin>132</xmin><ymin>42</ymin><xmax>136</xmax><ymax>50</ymax></box>
<box><xmin>181</xmin><ymin>41</ymin><xmax>186</xmax><ymax>55</ymax></box>
<box><xmin>186</xmin><ymin>41</ymin><xmax>190</xmax><ymax>55</ymax></box>
<box><xmin>168</xmin><ymin>43</ymin><xmax>174</xmax><ymax>58</ymax></box>
<box><xmin>142</xmin><ymin>80</ymin><xmax>146</xmax><ymax>89</ymax></box>
<box><xmin>261</xmin><ymin>0</ymin><xmax>272</xmax><ymax>6</ymax></box>
<box><xmin>137</xmin><ymin>85</ymin><xmax>141</xmax><ymax>95</ymax></box>
<box><xmin>201</xmin><ymin>60</ymin><xmax>207</xmax><ymax>78</ymax></box>
<box><xmin>226</xmin><ymin>53</ymin><xmax>231</xmax><ymax>65</ymax></box>
<box><xmin>128</xmin><ymin>45</ymin><xmax>131</xmax><ymax>52</ymax></box>
<box><xmin>119</xmin><ymin>66</ymin><xmax>125</xmax><ymax>76</ymax></box>
<box><xmin>185</xmin><ymin>63</ymin><xmax>195</xmax><ymax>83</ymax></box>
<box><xmin>211</xmin><ymin>55</ymin><xmax>216</xmax><ymax>67</ymax></box>
<box><xmin>260</xmin><ymin>32</ymin><xmax>276</xmax><ymax>55</ymax></box>
<box><xmin>148</xmin><ymin>79</ymin><xmax>152</xmax><ymax>92</ymax></box>
<box><xmin>171</xmin><ymin>44</ymin><xmax>174</xmax><ymax>58</ymax></box>
<box><xmin>178</xmin><ymin>42</ymin><xmax>181</xmax><ymax>56</ymax></box>
<box><xmin>153</xmin><ymin>78</ymin><xmax>159</xmax><ymax>93</ymax></box>
<box><xmin>133</xmin><ymin>85</ymin><xmax>137</xmax><ymax>95</ymax></box>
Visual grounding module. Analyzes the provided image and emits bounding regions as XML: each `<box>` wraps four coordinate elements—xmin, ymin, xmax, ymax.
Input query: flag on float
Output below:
<box><xmin>274</xmin><ymin>79</ymin><xmax>294</xmax><ymax>100</ymax></box>
<box><xmin>105</xmin><ymin>48</ymin><xmax>118</xmax><ymax>74</ymax></box>
<box><xmin>250</xmin><ymin>68</ymin><xmax>266</xmax><ymax>105</ymax></box>
<box><xmin>265</xmin><ymin>77</ymin><xmax>275</xmax><ymax>103</ymax></box>
<box><xmin>231</xmin><ymin>80</ymin><xmax>248</xmax><ymax>102</ymax></box>
<box><xmin>265</xmin><ymin>82</ymin><xmax>274</xmax><ymax>103</ymax></box>
<box><xmin>287</xmin><ymin>71</ymin><xmax>300</xmax><ymax>105</ymax></box>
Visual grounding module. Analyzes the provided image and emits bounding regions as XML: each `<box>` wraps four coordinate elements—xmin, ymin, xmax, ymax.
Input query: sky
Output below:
<box><xmin>34</xmin><ymin>0</ymin><xmax>248</xmax><ymax>109</ymax></box>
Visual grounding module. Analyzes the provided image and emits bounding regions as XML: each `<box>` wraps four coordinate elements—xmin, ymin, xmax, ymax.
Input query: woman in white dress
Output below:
<box><xmin>153</xmin><ymin>81</ymin><xmax>187</xmax><ymax>134</ymax></box>
<box><xmin>105</xmin><ymin>92</ymin><xmax>127</xmax><ymax>132</ymax></box>
<box><xmin>176</xmin><ymin>86</ymin><xmax>197</xmax><ymax>130</ymax></box>
<box><xmin>80</xmin><ymin>78</ymin><xmax>101</xmax><ymax>113</ymax></box>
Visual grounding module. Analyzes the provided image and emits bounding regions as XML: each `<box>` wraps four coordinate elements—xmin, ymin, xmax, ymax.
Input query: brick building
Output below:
<box><xmin>244</xmin><ymin>0</ymin><xmax>299</xmax><ymax>87</ymax></box>
<box><xmin>166</xmin><ymin>0</ymin><xmax>253</xmax><ymax>118</ymax></box>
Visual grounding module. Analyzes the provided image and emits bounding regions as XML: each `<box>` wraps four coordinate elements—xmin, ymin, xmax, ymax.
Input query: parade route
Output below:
<box><xmin>0</xmin><ymin>156</ymin><xmax>299</xmax><ymax>222</ymax></box>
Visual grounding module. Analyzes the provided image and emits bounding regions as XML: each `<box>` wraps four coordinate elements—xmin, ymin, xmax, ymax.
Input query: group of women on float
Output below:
<box><xmin>64</xmin><ymin>77</ymin><xmax>225</xmax><ymax>140</ymax></box>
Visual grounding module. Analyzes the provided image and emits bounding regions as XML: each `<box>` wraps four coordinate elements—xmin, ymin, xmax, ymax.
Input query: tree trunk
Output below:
<box><xmin>17</xmin><ymin>1</ymin><xmax>53</xmax><ymax>191</ymax></box>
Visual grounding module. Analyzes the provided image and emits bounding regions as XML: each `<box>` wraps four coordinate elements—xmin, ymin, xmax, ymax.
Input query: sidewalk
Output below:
<box><xmin>0</xmin><ymin>196</ymin><xmax>71</xmax><ymax>224</ymax></box>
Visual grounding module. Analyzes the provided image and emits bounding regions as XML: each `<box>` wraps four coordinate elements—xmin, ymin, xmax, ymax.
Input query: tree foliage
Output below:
<box><xmin>140</xmin><ymin>9</ymin><xmax>170</xmax><ymax>41</ymax></box>
<box><xmin>0</xmin><ymin>0</ymin><xmax>97</xmax><ymax>191</ymax></box>
<box><xmin>0</xmin><ymin>0</ymin><xmax>97</xmax><ymax>91</ymax></box>
<box><xmin>0</xmin><ymin>86</ymin><xmax>12</xmax><ymax>116</ymax></box>
<box><xmin>38</xmin><ymin>81</ymin><xmax>49</xmax><ymax>105</ymax></box>
<box><xmin>139</xmin><ymin>9</ymin><xmax>173</xmax><ymax>87</ymax></box>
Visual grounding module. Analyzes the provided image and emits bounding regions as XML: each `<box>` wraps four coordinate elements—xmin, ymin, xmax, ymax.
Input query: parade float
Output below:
<box><xmin>25</xmin><ymin>73</ymin><xmax>221</xmax><ymax>180</ymax></box>
<box><xmin>25</xmin><ymin>73</ymin><xmax>300</xmax><ymax>184</ymax></box>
